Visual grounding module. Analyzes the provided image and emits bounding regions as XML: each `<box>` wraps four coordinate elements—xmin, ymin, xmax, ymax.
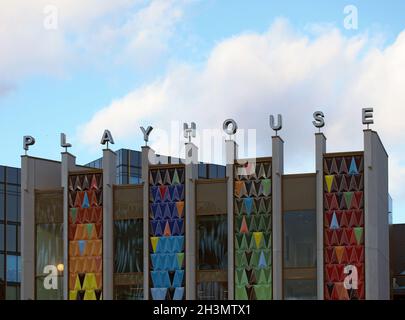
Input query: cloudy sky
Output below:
<box><xmin>0</xmin><ymin>0</ymin><xmax>404</xmax><ymax>222</ymax></box>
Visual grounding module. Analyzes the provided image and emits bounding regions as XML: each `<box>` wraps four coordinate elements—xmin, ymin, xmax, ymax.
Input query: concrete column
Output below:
<box><xmin>272</xmin><ymin>136</ymin><xmax>284</xmax><ymax>300</ymax></box>
<box><xmin>61</xmin><ymin>152</ymin><xmax>76</xmax><ymax>300</ymax></box>
<box><xmin>185</xmin><ymin>142</ymin><xmax>198</xmax><ymax>300</ymax></box>
<box><xmin>21</xmin><ymin>155</ymin><xmax>61</xmax><ymax>300</ymax></box>
<box><xmin>142</xmin><ymin>146</ymin><xmax>155</xmax><ymax>300</ymax></box>
<box><xmin>364</xmin><ymin>130</ymin><xmax>390</xmax><ymax>299</ymax></box>
<box><xmin>225</xmin><ymin>140</ymin><xmax>238</xmax><ymax>300</ymax></box>
<box><xmin>21</xmin><ymin>156</ymin><xmax>35</xmax><ymax>300</ymax></box>
<box><xmin>315</xmin><ymin>133</ymin><xmax>326</xmax><ymax>300</ymax></box>
<box><xmin>102</xmin><ymin>149</ymin><xmax>116</xmax><ymax>300</ymax></box>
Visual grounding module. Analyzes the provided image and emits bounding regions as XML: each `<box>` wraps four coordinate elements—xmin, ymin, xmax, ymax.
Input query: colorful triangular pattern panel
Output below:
<box><xmin>323</xmin><ymin>155</ymin><xmax>365</xmax><ymax>300</ymax></box>
<box><xmin>68</xmin><ymin>173</ymin><xmax>103</xmax><ymax>300</ymax></box>
<box><xmin>149</xmin><ymin>167</ymin><xmax>185</xmax><ymax>300</ymax></box>
<box><xmin>234</xmin><ymin>160</ymin><xmax>272</xmax><ymax>300</ymax></box>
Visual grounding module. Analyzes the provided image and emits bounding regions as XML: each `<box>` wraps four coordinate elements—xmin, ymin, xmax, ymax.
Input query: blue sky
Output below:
<box><xmin>0</xmin><ymin>0</ymin><xmax>405</xmax><ymax>222</ymax></box>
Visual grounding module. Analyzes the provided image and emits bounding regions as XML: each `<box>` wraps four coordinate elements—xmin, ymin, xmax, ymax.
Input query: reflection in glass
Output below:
<box><xmin>113</xmin><ymin>273</ymin><xmax>143</xmax><ymax>300</ymax></box>
<box><xmin>0</xmin><ymin>224</ymin><xmax>4</xmax><ymax>250</ymax></box>
<box><xmin>6</xmin><ymin>192</ymin><xmax>18</xmax><ymax>222</ymax></box>
<box><xmin>36</xmin><ymin>224</ymin><xmax>63</xmax><ymax>273</ymax></box>
<box><xmin>197</xmin><ymin>215</ymin><xmax>227</xmax><ymax>270</ymax></box>
<box><xmin>0</xmin><ymin>192</ymin><xmax>4</xmax><ymax>220</ymax></box>
<box><xmin>6</xmin><ymin>168</ymin><xmax>18</xmax><ymax>185</ymax></box>
<box><xmin>6</xmin><ymin>255</ymin><xmax>20</xmax><ymax>282</ymax></box>
<box><xmin>36</xmin><ymin>276</ymin><xmax>63</xmax><ymax>300</ymax></box>
<box><xmin>114</xmin><ymin>219</ymin><xmax>143</xmax><ymax>273</ymax></box>
<box><xmin>284</xmin><ymin>279</ymin><xmax>317</xmax><ymax>300</ymax></box>
<box><xmin>114</xmin><ymin>285</ymin><xmax>143</xmax><ymax>300</ymax></box>
<box><xmin>6</xmin><ymin>285</ymin><xmax>18</xmax><ymax>300</ymax></box>
<box><xmin>197</xmin><ymin>282</ymin><xmax>227</xmax><ymax>300</ymax></box>
<box><xmin>35</xmin><ymin>224</ymin><xmax>63</xmax><ymax>299</ymax></box>
<box><xmin>6</xmin><ymin>224</ymin><xmax>16</xmax><ymax>252</ymax></box>
<box><xmin>0</xmin><ymin>254</ymin><xmax>4</xmax><ymax>281</ymax></box>
<box><xmin>283</xmin><ymin>211</ymin><xmax>316</xmax><ymax>268</ymax></box>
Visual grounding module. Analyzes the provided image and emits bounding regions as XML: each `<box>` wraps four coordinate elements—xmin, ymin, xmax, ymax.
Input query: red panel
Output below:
<box><xmin>323</xmin><ymin>154</ymin><xmax>365</xmax><ymax>300</ymax></box>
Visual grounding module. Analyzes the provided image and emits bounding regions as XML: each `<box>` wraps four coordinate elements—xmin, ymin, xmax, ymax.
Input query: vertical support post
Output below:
<box><xmin>315</xmin><ymin>133</ymin><xmax>326</xmax><ymax>300</ymax></box>
<box><xmin>364</xmin><ymin>130</ymin><xmax>390</xmax><ymax>299</ymax></box>
<box><xmin>61</xmin><ymin>152</ymin><xmax>76</xmax><ymax>300</ymax></box>
<box><xmin>102</xmin><ymin>149</ymin><xmax>116</xmax><ymax>300</ymax></box>
<box><xmin>21</xmin><ymin>156</ymin><xmax>35</xmax><ymax>300</ymax></box>
<box><xmin>142</xmin><ymin>146</ymin><xmax>155</xmax><ymax>300</ymax></box>
<box><xmin>272</xmin><ymin>136</ymin><xmax>284</xmax><ymax>300</ymax></box>
<box><xmin>185</xmin><ymin>142</ymin><xmax>198</xmax><ymax>300</ymax></box>
<box><xmin>225</xmin><ymin>140</ymin><xmax>238</xmax><ymax>300</ymax></box>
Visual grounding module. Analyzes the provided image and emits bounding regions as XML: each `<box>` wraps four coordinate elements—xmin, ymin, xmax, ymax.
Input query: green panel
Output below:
<box><xmin>235</xmin><ymin>268</ymin><xmax>249</xmax><ymax>285</ymax></box>
<box><xmin>235</xmin><ymin>285</ymin><xmax>248</xmax><ymax>300</ymax></box>
<box><xmin>234</xmin><ymin>161</ymin><xmax>273</xmax><ymax>300</ymax></box>
<box><xmin>254</xmin><ymin>284</ymin><xmax>272</xmax><ymax>300</ymax></box>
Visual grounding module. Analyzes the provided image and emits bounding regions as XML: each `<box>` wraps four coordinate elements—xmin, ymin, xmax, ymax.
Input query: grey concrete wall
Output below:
<box><xmin>61</xmin><ymin>153</ymin><xmax>76</xmax><ymax>300</ymax></box>
<box><xmin>21</xmin><ymin>156</ymin><xmax>61</xmax><ymax>300</ymax></box>
<box><xmin>142</xmin><ymin>146</ymin><xmax>155</xmax><ymax>300</ymax></box>
<box><xmin>272</xmin><ymin>136</ymin><xmax>284</xmax><ymax>300</ymax></box>
<box><xmin>364</xmin><ymin>130</ymin><xmax>390</xmax><ymax>299</ymax></box>
<box><xmin>315</xmin><ymin>133</ymin><xmax>326</xmax><ymax>300</ymax></box>
<box><xmin>102</xmin><ymin>149</ymin><xmax>117</xmax><ymax>300</ymax></box>
<box><xmin>225</xmin><ymin>140</ymin><xmax>237</xmax><ymax>300</ymax></box>
<box><xmin>185</xmin><ymin>142</ymin><xmax>198</xmax><ymax>300</ymax></box>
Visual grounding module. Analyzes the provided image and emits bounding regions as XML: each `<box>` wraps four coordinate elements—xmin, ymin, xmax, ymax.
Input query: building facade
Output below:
<box><xmin>17</xmin><ymin>125</ymin><xmax>394</xmax><ymax>300</ymax></box>
<box><xmin>0</xmin><ymin>165</ymin><xmax>21</xmax><ymax>300</ymax></box>
<box><xmin>86</xmin><ymin>149</ymin><xmax>226</xmax><ymax>184</ymax></box>
<box><xmin>390</xmin><ymin>223</ymin><xmax>405</xmax><ymax>299</ymax></box>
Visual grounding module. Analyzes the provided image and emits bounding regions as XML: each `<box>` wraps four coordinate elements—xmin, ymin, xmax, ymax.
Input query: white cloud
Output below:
<box><xmin>0</xmin><ymin>0</ymin><xmax>189</xmax><ymax>86</ymax></box>
<box><xmin>79</xmin><ymin>19</ymin><xmax>405</xmax><ymax>221</ymax></box>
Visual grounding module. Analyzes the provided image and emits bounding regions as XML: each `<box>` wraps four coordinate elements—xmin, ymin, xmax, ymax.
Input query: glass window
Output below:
<box><xmin>284</xmin><ymin>211</ymin><xmax>316</xmax><ymax>268</ymax></box>
<box><xmin>6</xmin><ymin>192</ymin><xmax>18</xmax><ymax>223</ymax></box>
<box><xmin>114</xmin><ymin>219</ymin><xmax>143</xmax><ymax>273</ymax></box>
<box><xmin>130</xmin><ymin>151</ymin><xmax>141</xmax><ymax>167</ymax></box>
<box><xmin>6</xmin><ymin>285</ymin><xmax>18</xmax><ymax>300</ymax></box>
<box><xmin>35</xmin><ymin>223</ymin><xmax>63</xmax><ymax>300</ymax></box>
<box><xmin>197</xmin><ymin>281</ymin><xmax>228</xmax><ymax>300</ymax></box>
<box><xmin>119</xmin><ymin>150</ymin><xmax>128</xmax><ymax>166</ymax></box>
<box><xmin>198</xmin><ymin>164</ymin><xmax>207</xmax><ymax>178</ymax></box>
<box><xmin>131</xmin><ymin>167</ymin><xmax>141</xmax><ymax>178</ymax></box>
<box><xmin>35</xmin><ymin>276</ymin><xmax>63</xmax><ymax>300</ymax></box>
<box><xmin>36</xmin><ymin>224</ymin><xmax>63</xmax><ymax>275</ymax></box>
<box><xmin>129</xmin><ymin>176</ymin><xmax>140</xmax><ymax>184</ymax></box>
<box><xmin>283</xmin><ymin>211</ymin><xmax>316</xmax><ymax>299</ymax></box>
<box><xmin>17</xmin><ymin>225</ymin><xmax>20</xmax><ymax>253</ymax></box>
<box><xmin>6</xmin><ymin>224</ymin><xmax>16</xmax><ymax>252</ymax></box>
<box><xmin>197</xmin><ymin>215</ymin><xmax>227</xmax><ymax>270</ymax></box>
<box><xmin>6</xmin><ymin>255</ymin><xmax>20</xmax><ymax>282</ymax></box>
<box><xmin>0</xmin><ymin>191</ymin><xmax>4</xmax><ymax>221</ymax></box>
<box><xmin>0</xmin><ymin>167</ymin><xmax>4</xmax><ymax>183</ymax></box>
<box><xmin>0</xmin><ymin>254</ymin><xmax>4</xmax><ymax>282</ymax></box>
<box><xmin>6</xmin><ymin>168</ymin><xmax>18</xmax><ymax>185</ymax></box>
<box><xmin>284</xmin><ymin>279</ymin><xmax>317</xmax><ymax>300</ymax></box>
<box><xmin>0</xmin><ymin>224</ymin><xmax>4</xmax><ymax>250</ymax></box>
<box><xmin>114</xmin><ymin>284</ymin><xmax>143</xmax><ymax>300</ymax></box>
<box><xmin>217</xmin><ymin>165</ymin><xmax>226</xmax><ymax>178</ymax></box>
<box><xmin>208</xmin><ymin>164</ymin><xmax>218</xmax><ymax>179</ymax></box>
<box><xmin>0</xmin><ymin>282</ymin><xmax>4</xmax><ymax>300</ymax></box>
<box><xmin>119</xmin><ymin>165</ymin><xmax>129</xmax><ymax>176</ymax></box>
<box><xmin>121</xmin><ymin>175</ymin><xmax>128</xmax><ymax>185</ymax></box>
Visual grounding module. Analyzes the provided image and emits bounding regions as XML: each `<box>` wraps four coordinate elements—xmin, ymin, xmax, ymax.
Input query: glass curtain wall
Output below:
<box><xmin>113</xmin><ymin>185</ymin><xmax>143</xmax><ymax>299</ymax></box>
<box><xmin>35</xmin><ymin>191</ymin><xmax>64</xmax><ymax>300</ymax></box>
<box><xmin>0</xmin><ymin>166</ymin><xmax>21</xmax><ymax>300</ymax></box>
